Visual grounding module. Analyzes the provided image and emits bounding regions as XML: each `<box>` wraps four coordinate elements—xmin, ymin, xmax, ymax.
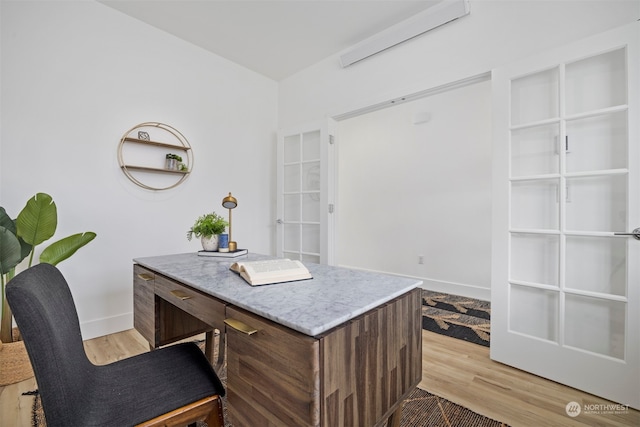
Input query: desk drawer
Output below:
<box><xmin>225</xmin><ymin>306</ymin><xmax>320</xmax><ymax>427</ymax></box>
<box><xmin>154</xmin><ymin>274</ymin><xmax>225</xmax><ymax>328</ymax></box>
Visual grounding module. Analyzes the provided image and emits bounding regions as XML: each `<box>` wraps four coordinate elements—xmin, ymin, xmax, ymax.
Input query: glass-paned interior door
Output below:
<box><xmin>277</xmin><ymin>120</ymin><xmax>335</xmax><ymax>264</ymax></box>
<box><xmin>492</xmin><ymin>22</ymin><xmax>639</xmax><ymax>409</ymax></box>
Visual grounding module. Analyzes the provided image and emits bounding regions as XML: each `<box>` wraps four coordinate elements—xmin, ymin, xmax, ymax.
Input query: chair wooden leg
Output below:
<box><xmin>205</xmin><ymin>396</ymin><xmax>225</xmax><ymax>427</ymax></box>
<box><xmin>204</xmin><ymin>329</ymin><xmax>226</xmax><ymax>373</ymax></box>
<box><xmin>135</xmin><ymin>395</ymin><xmax>225</xmax><ymax>427</ymax></box>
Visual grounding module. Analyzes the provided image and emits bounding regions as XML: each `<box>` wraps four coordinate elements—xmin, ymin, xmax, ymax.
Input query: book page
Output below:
<box><xmin>243</xmin><ymin>259</ymin><xmax>304</xmax><ymax>275</ymax></box>
<box><xmin>230</xmin><ymin>259</ymin><xmax>312</xmax><ymax>285</ymax></box>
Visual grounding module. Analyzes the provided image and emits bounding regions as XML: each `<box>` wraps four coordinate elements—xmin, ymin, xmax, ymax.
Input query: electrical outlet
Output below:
<box><xmin>418</xmin><ymin>255</ymin><xmax>424</xmax><ymax>265</ymax></box>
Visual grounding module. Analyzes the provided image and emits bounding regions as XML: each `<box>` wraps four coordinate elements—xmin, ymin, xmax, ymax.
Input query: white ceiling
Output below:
<box><xmin>98</xmin><ymin>0</ymin><xmax>439</xmax><ymax>81</ymax></box>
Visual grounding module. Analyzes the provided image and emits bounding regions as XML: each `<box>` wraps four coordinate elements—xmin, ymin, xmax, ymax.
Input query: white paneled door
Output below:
<box><xmin>277</xmin><ymin>120</ymin><xmax>336</xmax><ymax>265</ymax></box>
<box><xmin>492</xmin><ymin>22</ymin><xmax>639</xmax><ymax>409</ymax></box>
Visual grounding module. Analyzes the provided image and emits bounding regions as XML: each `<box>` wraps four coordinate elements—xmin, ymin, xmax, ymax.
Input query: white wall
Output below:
<box><xmin>279</xmin><ymin>1</ymin><xmax>639</xmax><ymax>127</ymax></box>
<box><xmin>338</xmin><ymin>80</ymin><xmax>492</xmax><ymax>299</ymax></box>
<box><xmin>1</xmin><ymin>0</ymin><xmax>278</xmax><ymax>339</ymax></box>
<box><xmin>279</xmin><ymin>0</ymin><xmax>639</xmax><ymax>300</ymax></box>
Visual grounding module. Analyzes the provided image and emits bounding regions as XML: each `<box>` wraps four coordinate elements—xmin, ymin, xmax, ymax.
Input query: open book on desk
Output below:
<box><xmin>229</xmin><ymin>258</ymin><xmax>312</xmax><ymax>286</ymax></box>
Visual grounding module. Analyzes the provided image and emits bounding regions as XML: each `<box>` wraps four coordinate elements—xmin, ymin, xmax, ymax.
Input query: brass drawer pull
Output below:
<box><xmin>170</xmin><ymin>290</ymin><xmax>192</xmax><ymax>300</ymax></box>
<box><xmin>224</xmin><ymin>318</ymin><xmax>258</xmax><ymax>335</ymax></box>
<box><xmin>137</xmin><ymin>273</ymin><xmax>154</xmax><ymax>281</ymax></box>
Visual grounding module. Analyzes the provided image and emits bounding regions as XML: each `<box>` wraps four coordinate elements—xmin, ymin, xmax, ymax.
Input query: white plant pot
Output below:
<box><xmin>201</xmin><ymin>235</ymin><xmax>219</xmax><ymax>251</ymax></box>
<box><xmin>165</xmin><ymin>158</ymin><xmax>177</xmax><ymax>170</ymax></box>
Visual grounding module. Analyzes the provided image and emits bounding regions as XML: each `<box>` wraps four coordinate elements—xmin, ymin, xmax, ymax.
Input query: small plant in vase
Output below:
<box><xmin>165</xmin><ymin>153</ymin><xmax>182</xmax><ymax>170</ymax></box>
<box><xmin>187</xmin><ymin>212</ymin><xmax>228</xmax><ymax>251</ymax></box>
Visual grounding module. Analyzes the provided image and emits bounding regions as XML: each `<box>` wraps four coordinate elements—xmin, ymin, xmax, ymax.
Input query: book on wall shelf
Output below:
<box><xmin>198</xmin><ymin>249</ymin><xmax>248</xmax><ymax>258</ymax></box>
<box><xmin>229</xmin><ymin>258</ymin><xmax>313</xmax><ymax>286</ymax></box>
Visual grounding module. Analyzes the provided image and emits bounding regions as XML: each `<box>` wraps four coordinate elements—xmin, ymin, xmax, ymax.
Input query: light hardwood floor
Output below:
<box><xmin>419</xmin><ymin>330</ymin><xmax>639</xmax><ymax>427</ymax></box>
<box><xmin>1</xmin><ymin>329</ymin><xmax>638</xmax><ymax>427</ymax></box>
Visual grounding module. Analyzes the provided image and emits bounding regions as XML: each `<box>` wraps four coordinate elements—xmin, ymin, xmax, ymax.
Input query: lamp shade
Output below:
<box><xmin>222</xmin><ymin>192</ymin><xmax>237</xmax><ymax>209</ymax></box>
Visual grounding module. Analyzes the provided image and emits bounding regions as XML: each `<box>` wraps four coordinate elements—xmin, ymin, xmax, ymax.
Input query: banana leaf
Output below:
<box><xmin>16</xmin><ymin>193</ymin><xmax>57</xmax><ymax>247</ymax></box>
<box><xmin>40</xmin><ymin>232</ymin><xmax>97</xmax><ymax>266</ymax></box>
<box><xmin>0</xmin><ymin>207</ymin><xmax>16</xmax><ymax>234</ymax></box>
<box><xmin>0</xmin><ymin>226</ymin><xmax>22</xmax><ymax>275</ymax></box>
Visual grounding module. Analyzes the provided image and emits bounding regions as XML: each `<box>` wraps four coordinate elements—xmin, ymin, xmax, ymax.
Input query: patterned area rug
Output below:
<box><xmin>401</xmin><ymin>387</ymin><xmax>508</xmax><ymax>427</ymax></box>
<box><xmin>421</xmin><ymin>290</ymin><xmax>491</xmax><ymax>347</ymax></box>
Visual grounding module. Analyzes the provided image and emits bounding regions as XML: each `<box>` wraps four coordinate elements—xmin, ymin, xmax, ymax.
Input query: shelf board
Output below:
<box><xmin>123</xmin><ymin>137</ymin><xmax>191</xmax><ymax>151</ymax></box>
<box><xmin>122</xmin><ymin>165</ymin><xmax>190</xmax><ymax>175</ymax></box>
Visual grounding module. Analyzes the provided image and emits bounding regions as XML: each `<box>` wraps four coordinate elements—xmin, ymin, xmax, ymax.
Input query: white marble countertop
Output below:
<box><xmin>133</xmin><ymin>252</ymin><xmax>422</xmax><ymax>337</ymax></box>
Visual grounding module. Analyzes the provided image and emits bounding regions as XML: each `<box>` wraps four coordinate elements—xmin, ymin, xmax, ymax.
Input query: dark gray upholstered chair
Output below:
<box><xmin>6</xmin><ymin>263</ymin><xmax>225</xmax><ymax>427</ymax></box>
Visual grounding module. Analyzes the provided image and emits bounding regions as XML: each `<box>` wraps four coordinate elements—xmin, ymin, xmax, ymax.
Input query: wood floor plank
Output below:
<box><xmin>0</xmin><ymin>376</ymin><xmax>38</xmax><ymax>427</ymax></box>
<box><xmin>83</xmin><ymin>328</ymin><xmax>149</xmax><ymax>365</ymax></box>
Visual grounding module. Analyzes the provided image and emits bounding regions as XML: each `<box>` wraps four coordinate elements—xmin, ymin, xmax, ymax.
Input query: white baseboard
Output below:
<box><xmin>336</xmin><ymin>264</ymin><xmax>491</xmax><ymax>302</ymax></box>
<box><xmin>80</xmin><ymin>312</ymin><xmax>133</xmax><ymax>340</ymax></box>
<box><xmin>419</xmin><ymin>278</ymin><xmax>490</xmax><ymax>301</ymax></box>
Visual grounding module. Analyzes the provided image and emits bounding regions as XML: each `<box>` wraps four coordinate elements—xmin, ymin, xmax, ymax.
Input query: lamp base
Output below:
<box><xmin>229</xmin><ymin>241</ymin><xmax>237</xmax><ymax>252</ymax></box>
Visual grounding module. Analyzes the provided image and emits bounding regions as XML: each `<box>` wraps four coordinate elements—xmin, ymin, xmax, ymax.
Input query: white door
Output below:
<box><xmin>276</xmin><ymin>119</ymin><xmax>336</xmax><ymax>265</ymax></box>
<box><xmin>491</xmin><ymin>22</ymin><xmax>639</xmax><ymax>409</ymax></box>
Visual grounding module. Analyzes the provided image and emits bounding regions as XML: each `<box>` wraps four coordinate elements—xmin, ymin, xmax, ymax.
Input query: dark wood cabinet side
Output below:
<box><xmin>133</xmin><ymin>265</ymin><xmax>156</xmax><ymax>345</ymax></box>
<box><xmin>319</xmin><ymin>288</ymin><xmax>422</xmax><ymax>427</ymax></box>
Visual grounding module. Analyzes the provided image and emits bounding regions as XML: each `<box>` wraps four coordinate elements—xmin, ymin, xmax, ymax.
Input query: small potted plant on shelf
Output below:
<box><xmin>165</xmin><ymin>153</ymin><xmax>182</xmax><ymax>170</ymax></box>
<box><xmin>187</xmin><ymin>212</ymin><xmax>228</xmax><ymax>251</ymax></box>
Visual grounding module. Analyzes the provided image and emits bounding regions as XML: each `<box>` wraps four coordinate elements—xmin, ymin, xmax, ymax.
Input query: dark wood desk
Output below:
<box><xmin>132</xmin><ymin>253</ymin><xmax>422</xmax><ymax>427</ymax></box>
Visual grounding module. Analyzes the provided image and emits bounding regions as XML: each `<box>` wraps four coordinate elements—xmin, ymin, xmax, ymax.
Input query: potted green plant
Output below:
<box><xmin>165</xmin><ymin>153</ymin><xmax>182</xmax><ymax>170</ymax></box>
<box><xmin>187</xmin><ymin>212</ymin><xmax>228</xmax><ymax>251</ymax></box>
<box><xmin>0</xmin><ymin>193</ymin><xmax>96</xmax><ymax>384</ymax></box>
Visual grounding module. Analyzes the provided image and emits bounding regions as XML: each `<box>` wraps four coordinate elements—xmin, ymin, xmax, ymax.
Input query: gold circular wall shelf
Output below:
<box><xmin>117</xmin><ymin>122</ymin><xmax>193</xmax><ymax>190</ymax></box>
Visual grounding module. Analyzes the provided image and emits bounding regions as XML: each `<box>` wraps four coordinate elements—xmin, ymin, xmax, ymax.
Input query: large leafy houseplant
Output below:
<box><xmin>0</xmin><ymin>193</ymin><xmax>96</xmax><ymax>343</ymax></box>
